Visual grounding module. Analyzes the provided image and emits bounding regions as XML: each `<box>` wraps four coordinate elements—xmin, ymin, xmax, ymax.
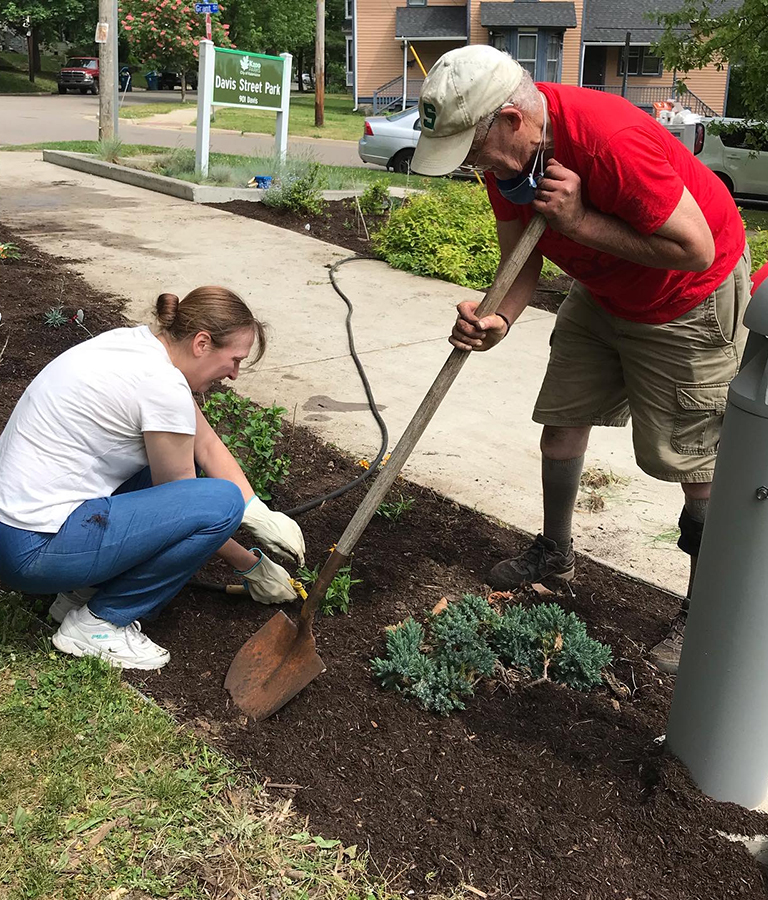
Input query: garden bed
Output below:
<box><xmin>2</xmin><ymin>224</ymin><xmax>768</xmax><ymax>899</ymax></box>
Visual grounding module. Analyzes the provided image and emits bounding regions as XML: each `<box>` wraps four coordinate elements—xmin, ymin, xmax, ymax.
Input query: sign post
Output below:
<box><xmin>195</xmin><ymin>39</ymin><xmax>216</xmax><ymax>176</ymax></box>
<box><xmin>195</xmin><ymin>45</ymin><xmax>292</xmax><ymax>176</ymax></box>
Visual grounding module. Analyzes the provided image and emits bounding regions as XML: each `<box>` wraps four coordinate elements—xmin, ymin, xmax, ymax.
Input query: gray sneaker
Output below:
<box><xmin>649</xmin><ymin>610</ymin><xmax>687</xmax><ymax>675</ymax></box>
<box><xmin>487</xmin><ymin>534</ymin><xmax>575</xmax><ymax>590</ymax></box>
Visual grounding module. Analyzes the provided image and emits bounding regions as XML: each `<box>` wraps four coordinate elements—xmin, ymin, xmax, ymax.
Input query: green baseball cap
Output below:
<box><xmin>412</xmin><ymin>45</ymin><xmax>524</xmax><ymax>176</ymax></box>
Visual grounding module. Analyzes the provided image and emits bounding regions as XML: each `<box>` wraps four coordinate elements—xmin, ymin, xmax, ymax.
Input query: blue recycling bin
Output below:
<box><xmin>144</xmin><ymin>71</ymin><xmax>159</xmax><ymax>91</ymax></box>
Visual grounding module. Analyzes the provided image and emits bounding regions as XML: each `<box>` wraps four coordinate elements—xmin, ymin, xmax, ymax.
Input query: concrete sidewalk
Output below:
<box><xmin>0</xmin><ymin>151</ymin><xmax>687</xmax><ymax>594</ymax></box>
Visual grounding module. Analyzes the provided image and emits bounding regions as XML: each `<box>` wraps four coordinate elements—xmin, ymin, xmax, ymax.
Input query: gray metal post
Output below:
<box><xmin>667</xmin><ymin>279</ymin><xmax>768</xmax><ymax>808</ymax></box>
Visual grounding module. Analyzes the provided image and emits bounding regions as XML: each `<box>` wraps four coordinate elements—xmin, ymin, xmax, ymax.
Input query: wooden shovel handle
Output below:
<box><xmin>299</xmin><ymin>213</ymin><xmax>547</xmax><ymax>626</ymax></box>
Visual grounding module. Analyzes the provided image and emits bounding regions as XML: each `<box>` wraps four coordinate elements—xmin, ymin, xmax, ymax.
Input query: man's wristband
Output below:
<box><xmin>496</xmin><ymin>311</ymin><xmax>511</xmax><ymax>334</ymax></box>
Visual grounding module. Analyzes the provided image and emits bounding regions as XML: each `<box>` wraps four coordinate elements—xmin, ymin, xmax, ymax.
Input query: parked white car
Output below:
<box><xmin>358</xmin><ymin>107</ymin><xmax>421</xmax><ymax>173</ymax></box>
<box><xmin>696</xmin><ymin>118</ymin><xmax>768</xmax><ymax>200</ymax></box>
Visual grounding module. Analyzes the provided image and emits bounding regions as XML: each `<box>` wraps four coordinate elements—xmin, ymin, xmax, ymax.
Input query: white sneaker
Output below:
<box><xmin>49</xmin><ymin>587</ymin><xmax>97</xmax><ymax>624</ymax></box>
<box><xmin>52</xmin><ymin>605</ymin><xmax>170</xmax><ymax>670</ymax></box>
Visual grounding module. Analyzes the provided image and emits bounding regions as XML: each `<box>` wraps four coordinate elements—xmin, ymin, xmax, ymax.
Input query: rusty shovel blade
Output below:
<box><xmin>224</xmin><ymin>610</ymin><xmax>326</xmax><ymax>720</ymax></box>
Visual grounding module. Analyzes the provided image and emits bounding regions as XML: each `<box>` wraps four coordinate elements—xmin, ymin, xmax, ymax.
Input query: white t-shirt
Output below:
<box><xmin>0</xmin><ymin>325</ymin><xmax>196</xmax><ymax>532</ymax></box>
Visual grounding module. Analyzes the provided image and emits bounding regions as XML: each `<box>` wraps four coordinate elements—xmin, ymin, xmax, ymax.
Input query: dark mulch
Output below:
<box><xmin>208</xmin><ymin>198</ymin><xmax>571</xmax><ymax>314</ymax></box>
<box><xmin>2</xmin><ymin>223</ymin><xmax>768</xmax><ymax>900</ymax></box>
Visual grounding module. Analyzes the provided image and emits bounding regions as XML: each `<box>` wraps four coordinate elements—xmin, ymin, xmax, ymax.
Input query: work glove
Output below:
<box><xmin>240</xmin><ymin>495</ymin><xmax>305</xmax><ymax>567</ymax></box>
<box><xmin>236</xmin><ymin>549</ymin><xmax>297</xmax><ymax>605</ymax></box>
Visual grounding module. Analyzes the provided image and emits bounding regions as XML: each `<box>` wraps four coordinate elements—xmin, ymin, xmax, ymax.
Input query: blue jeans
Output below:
<box><xmin>0</xmin><ymin>468</ymin><xmax>244</xmax><ymax>626</ymax></box>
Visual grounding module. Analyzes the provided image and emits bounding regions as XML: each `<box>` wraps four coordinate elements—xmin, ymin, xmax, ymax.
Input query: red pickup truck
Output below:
<box><xmin>57</xmin><ymin>57</ymin><xmax>99</xmax><ymax>95</ymax></box>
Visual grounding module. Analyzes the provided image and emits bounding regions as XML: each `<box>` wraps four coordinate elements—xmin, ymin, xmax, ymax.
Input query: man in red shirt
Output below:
<box><xmin>411</xmin><ymin>45</ymin><xmax>751</xmax><ymax>675</ymax></box>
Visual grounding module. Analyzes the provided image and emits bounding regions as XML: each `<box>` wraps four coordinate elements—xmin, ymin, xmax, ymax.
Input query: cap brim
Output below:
<box><xmin>410</xmin><ymin>126</ymin><xmax>476</xmax><ymax>176</ymax></box>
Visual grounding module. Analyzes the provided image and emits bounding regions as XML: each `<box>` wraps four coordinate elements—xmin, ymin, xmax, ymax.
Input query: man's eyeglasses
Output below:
<box><xmin>463</xmin><ymin>105</ymin><xmax>503</xmax><ymax>168</ymax></box>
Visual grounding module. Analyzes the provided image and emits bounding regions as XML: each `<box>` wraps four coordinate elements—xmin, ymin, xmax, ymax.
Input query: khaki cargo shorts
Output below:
<box><xmin>532</xmin><ymin>246</ymin><xmax>752</xmax><ymax>483</ymax></box>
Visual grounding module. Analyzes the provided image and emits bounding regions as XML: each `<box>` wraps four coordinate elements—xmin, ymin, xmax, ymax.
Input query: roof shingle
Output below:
<box><xmin>395</xmin><ymin>6</ymin><xmax>468</xmax><ymax>39</ymax></box>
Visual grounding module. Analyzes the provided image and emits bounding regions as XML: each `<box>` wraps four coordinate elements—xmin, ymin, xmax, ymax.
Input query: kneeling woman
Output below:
<box><xmin>0</xmin><ymin>286</ymin><xmax>305</xmax><ymax>670</ymax></box>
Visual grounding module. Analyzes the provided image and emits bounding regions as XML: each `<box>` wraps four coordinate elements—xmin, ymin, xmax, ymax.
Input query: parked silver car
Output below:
<box><xmin>358</xmin><ymin>107</ymin><xmax>421</xmax><ymax>173</ymax></box>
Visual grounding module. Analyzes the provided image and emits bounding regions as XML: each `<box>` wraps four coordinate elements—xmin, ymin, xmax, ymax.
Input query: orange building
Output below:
<box><xmin>345</xmin><ymin>0</ymin><xmax>730</xmax><ymax>117</ymax></box>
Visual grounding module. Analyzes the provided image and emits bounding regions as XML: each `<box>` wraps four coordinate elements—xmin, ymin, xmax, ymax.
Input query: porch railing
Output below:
<box><xmin>372</xmin><ymin>75</ymin><xmax>423</xmax><ymax>114</ymax></box>
<box><xmin>583</xmin><ymin>83</ymin><xmax>718</xmax><ymax>118</ymax></box>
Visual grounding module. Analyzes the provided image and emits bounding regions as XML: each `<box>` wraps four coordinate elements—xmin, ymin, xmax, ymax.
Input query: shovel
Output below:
<box><xmin>224</xmin><ymin>213</ymin><xmax>547</xmax><ymax>720</ymax></box>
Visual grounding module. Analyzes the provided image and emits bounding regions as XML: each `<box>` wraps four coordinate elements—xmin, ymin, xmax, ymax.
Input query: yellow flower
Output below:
<box><xmin>357</xmin><ymin>459</ymin><xmax>370</xmax><ymax>470</ymax></box>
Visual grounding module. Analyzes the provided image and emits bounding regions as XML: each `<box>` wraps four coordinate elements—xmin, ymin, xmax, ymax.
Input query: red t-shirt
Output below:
<box><xmin>752</xmin><ymin>261</ymin><xmax>768</xmax><ymax>295</ymax></box>
<box><xmin>485</xmin><ymin>83</ymin><xmax>745</xmax><ymax>324</ymax></box>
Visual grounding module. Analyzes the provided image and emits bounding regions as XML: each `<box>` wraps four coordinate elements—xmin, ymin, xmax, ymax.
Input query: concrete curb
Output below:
<box><xmin>42</xmin><ymin>150</ymin><xmax>416</xmax><ymax>204</ymax></box>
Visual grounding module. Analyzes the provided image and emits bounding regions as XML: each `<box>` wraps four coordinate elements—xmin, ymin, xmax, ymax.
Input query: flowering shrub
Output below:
<box><xmin>119</xmin><ymin>0</ymin><xmax>234</xmax><ymax>77</ymax></box>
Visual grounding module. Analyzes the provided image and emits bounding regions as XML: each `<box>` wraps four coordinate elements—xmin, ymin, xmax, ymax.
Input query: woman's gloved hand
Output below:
<box><xmin>240</xmin><ymin>495</ymin><xmax>305</xmax><ymax>566</ymax></box>
<box><xmin>236</xmin><ymin>549</ymin><xmax>297</xmax><ymax>605</ymax></box>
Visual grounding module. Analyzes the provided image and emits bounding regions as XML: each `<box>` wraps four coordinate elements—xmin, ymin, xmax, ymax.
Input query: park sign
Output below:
<box><xmin>195</xmin><ymin>41</ymin><xmax>292</xmax><ymax>176</ymax></box>
<box><xmin>213</xmin><ymin>48</ymin><xmax>285</xmax><ymax>112</ymax></box>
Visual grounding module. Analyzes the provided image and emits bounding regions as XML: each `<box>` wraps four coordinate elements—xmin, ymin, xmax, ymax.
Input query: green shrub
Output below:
<box><xmin>358</xmin><ymin>180</ymin><xmax>391</xmax><ymax>216</ymax></box>
<box><xmin>372</xmin><ymin>181</ymin><xmax>563</xmax><ymax>289</ymax></box>
<box><xmin>263</xmin><ymin>162</ymin><xmax>328</xmax><ymax>216</ymax></box>
<box><xmin>748</xmin><ymin>228</ymin><xmax>768</xmax><ymax>273</ymax></box>
<box><xmin>296</xmin><ymin>562</ymin><xmax>361</xmax><ymax>616</ymax></box>
<box><xmin>201</xmin><ymin>391</ymin><xmax>290</xmax><ymax>501</ymax></box>
<box><xmin>371</xmin><ymin>594</ymin><xmax>612</xmax><ymax>715</ymax></box>
<box><xmin>373</xmin><ymin>181</ymin><xmax>500</xmax><ymax>289</ymax></box>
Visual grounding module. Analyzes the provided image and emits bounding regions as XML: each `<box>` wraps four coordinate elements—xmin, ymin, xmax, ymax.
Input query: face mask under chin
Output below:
<box><xmin>496</xmin><ymin>171</ymin><xmax>538</xmax><ymax>205</ymax></box>
<box><xmin>494</xmin><ymin>93</ymin><xmax>548</xmax><ymax>205</ymax></box>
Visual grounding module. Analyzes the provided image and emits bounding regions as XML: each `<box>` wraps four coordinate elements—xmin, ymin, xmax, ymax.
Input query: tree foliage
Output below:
<box><xmin>655</xmin><ymin>0</ymin><xmax>768</xmax><ymax>120</ymax></box>
<box><xmin>118</xmin><ymin>0</ymin><xmax>233</xmax><ymax>74</ymax></box>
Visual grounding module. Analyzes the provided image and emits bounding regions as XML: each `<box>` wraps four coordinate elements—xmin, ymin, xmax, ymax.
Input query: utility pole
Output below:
<box><xmin>621</xmin><ymin>31</ymin><xmax>630</xmax><ymax>99</ymax></box>
<box><xmin>315</xmin><ymin>0</ymin><xmax>325</xmax><ymax>127</ymax></box>
<box><xmin>24</xmin><ymin>17</ymin><xmax>34</xmax><ymax>83</ymax></box>
<box><xmin>97</xmin><ymin>0</ymin><xmax>119</xmax><ymax>141</ymax></box>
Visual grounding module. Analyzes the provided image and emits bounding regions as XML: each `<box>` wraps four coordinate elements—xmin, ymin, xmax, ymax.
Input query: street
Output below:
<box><xmin>0</xmin><ymin>92</ymin><xmax>363</xmax><ymax>167</ymax></box>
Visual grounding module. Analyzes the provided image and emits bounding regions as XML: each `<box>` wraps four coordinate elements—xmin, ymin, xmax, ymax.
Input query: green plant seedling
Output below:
<box><xmin>296</xmin><ymin>562</ymin><xmax>361</xmax><ymax>616</ymax></box>
<box><xmin>375</xmin><ymin>494</ymin><xmax>415</xmax><ymax>523</ymax></box>
<box><xmin>0</xmin><ymin>242</ymin><xmax>21</xmax><ymax>262</ymax></box>
<box><xmin>202</xmin><ymin>392</ymin><xmax>290</xmax><ymax>501</ymax></box>
<box><xmin>44</xmin><ymin>305</ymin><xmax>68</xmax><ymax>328</ymax></box>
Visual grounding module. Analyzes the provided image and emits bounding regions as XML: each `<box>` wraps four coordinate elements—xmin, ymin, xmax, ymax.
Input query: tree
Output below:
<box><xmin>0</xmin><ymin>0</ymin><xmax>95</xmax><ymax>78</ymax></box>
<box><xmin>655</xmin><ymin>0</ymin><xmax>768</xmax><ymax>120</ymax></box>
<box><xmin>118</xmin><ymin>0</ymin><xmax>233</xmax><ymax>100</ymax></box>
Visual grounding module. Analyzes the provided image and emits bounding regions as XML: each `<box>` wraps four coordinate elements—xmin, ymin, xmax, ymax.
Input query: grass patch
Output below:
<box><xmin>0</xmin><ymin>591</ymin><xmax>449</xmax><ymax>900</ymax></box>
<box><xmin>1</xmin><ymin>140</ymin><xmax>163</xmax><ymax>156</ymax></box>
<box><xmin>740</xmin><ymin>208</ymin><xmax>768</xmax><ymax>233</ymax></box>
<box><xmin>205</xmin><ymin>91</ymin><xmax>366</xmax><ymax>142</ymax></box>
<box><xmin>0</xmin><ymin>140</ymin><xmax>426</xmax><ymax>188</ymax></box>
<box><xmin>0</xmin><ymin>50</ymin><xmax>59</xmax><ymax>94</ymax></box>
<box><xmin>649</xmin><ymin>527</ymin><xmax>681</xmax><ymax>545</ymax></box>
<box><xmin>119</xmin><ymin>101</ymin><xmax>196</xmax><ymax>120</ymax></box>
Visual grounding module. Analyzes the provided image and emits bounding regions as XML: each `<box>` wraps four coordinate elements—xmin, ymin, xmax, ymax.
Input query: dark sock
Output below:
<box><xmin>683</xmin><ymin>497</ymin><xmax>707</xmax><ymax>601</ymax></box>
<box><xmin>542</xmin><ymin>455</ymin><xmax>585</xmax><ymax>554</ymax></box>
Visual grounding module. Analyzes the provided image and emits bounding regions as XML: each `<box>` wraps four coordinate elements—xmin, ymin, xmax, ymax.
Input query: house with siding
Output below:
<box><xmin>344</xmin><ymin>0</ymin><xmax>730</xmax><ymax>117</ymax></box>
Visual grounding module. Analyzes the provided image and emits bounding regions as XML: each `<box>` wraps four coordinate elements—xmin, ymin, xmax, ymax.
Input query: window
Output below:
<box><xmin>345</xmin><ymin>35</ymin><xmax>354</xmax><ymax>87</ymax></box>
<box><xmin>618</xmin><ymin>46</ymin><xmax>663</xmax><ymax>78</ymax></box>
<box><xmin>546</xmin><ymin>32</ymin><xmax>562</xmax><ymax>82</ymax></box>
<box><xmin>345</xmin><ymin>0</ymin><xmax>352</xmax><ymax>18</ymax></box>
<box><xmin>490</xmin><ymin>31</ymin><xmax>507</xmax><ymax>51</ymax></box>
<box><xmin>407</xmin><ymin>0</ymin><xmax>427</xmax><ymax>6</ymax></box>
<box><xmin>517</xmin><ymin>30</ymin><xmax>537</xmax><ymax>78</ymax></box>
